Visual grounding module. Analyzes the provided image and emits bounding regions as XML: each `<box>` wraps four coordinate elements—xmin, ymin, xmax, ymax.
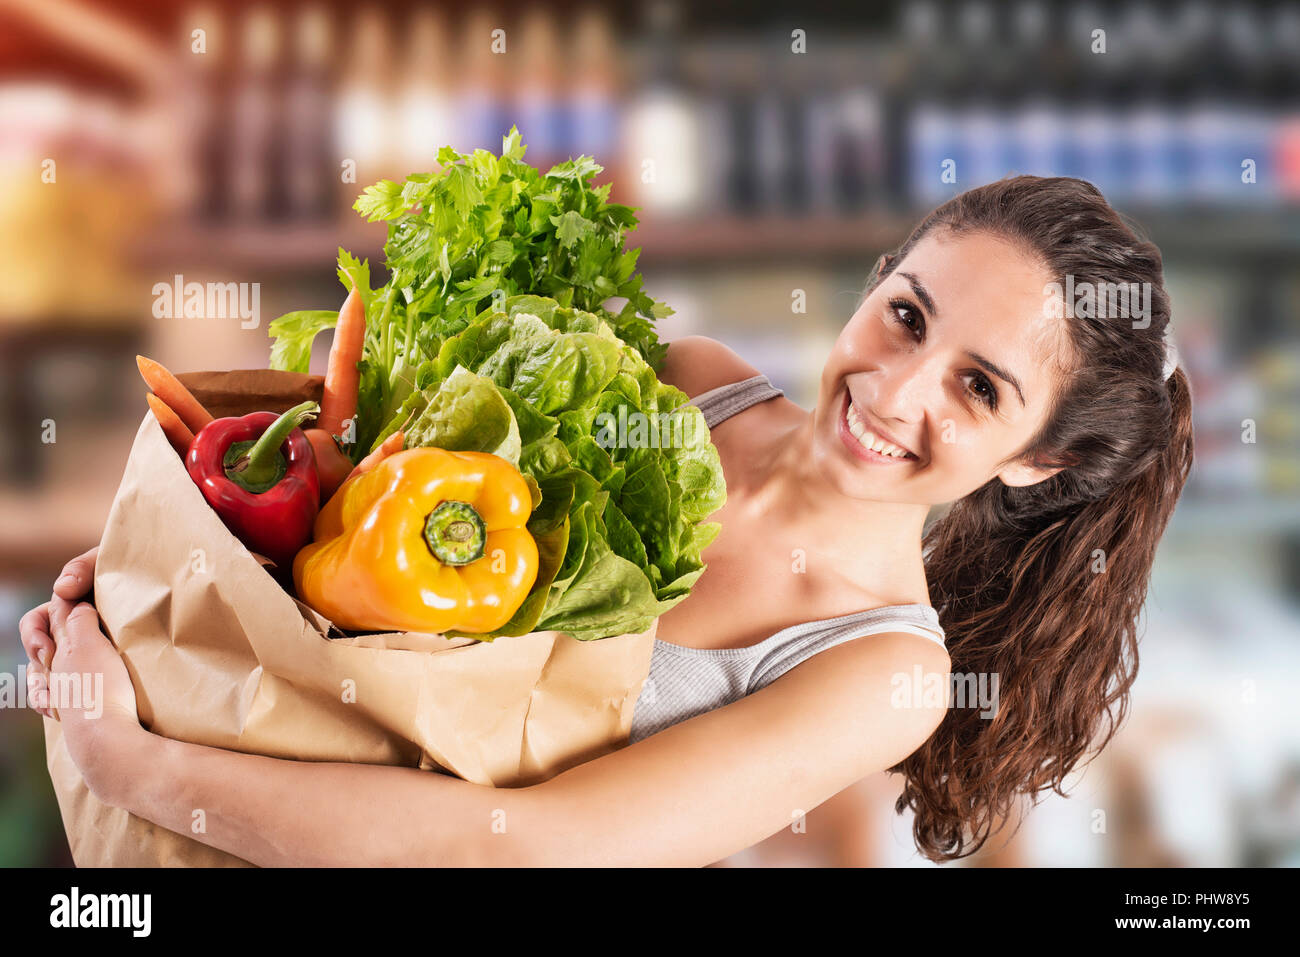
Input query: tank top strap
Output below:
<box><xmin>689</xmin><ymin>374</ymin><xmax>785</xmax><ymax>429</ymax></box>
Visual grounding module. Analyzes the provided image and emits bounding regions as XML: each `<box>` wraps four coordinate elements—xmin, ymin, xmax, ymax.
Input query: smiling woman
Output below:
<box><xmin>842</xmin><ymin>176</ymin><xmax>1195</xmax><ymax>861</ymax></box>
<box><xmin>19</xmin><ymin>175</ymin><xmax>1194</xmax><ymax>868</ymax></box>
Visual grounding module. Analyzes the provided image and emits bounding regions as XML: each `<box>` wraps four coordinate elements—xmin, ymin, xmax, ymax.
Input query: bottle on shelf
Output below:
<box><xmin>1099</xmin><ymin>6</ymin><xmax>1144</xmax><ymax>206</ymax></box>
<box><xmin>1269</xmin><ymin>4</ymin><xmax>1300</xmax><ymax>204</ymax></box>
<box><xmin>284</xmin><ymin>3</ymin><xmax>334</xmax><ymax>222</ymax></box>
<box><xmin>727</xmin><ymin>45</ymin><xmax>767</xmax><ymax>217</ymax></box>
<box><xmin>1173</xmin><ymin>2</ymin><xmax>1221</xmax><ymax>209</ymax></box>
<box><xmin>1070</xmin><ymin>0</ymin><xmax>1134</xmax><ymax>202</ymax></box>
<box><xmin>513</xmin><ymin>7</ymin><xmax>566</xmax><ymax>171</ymax></box>
<box><xmin>455</xmin><ymin>8</ymin><xmax>508</xmax><ymax>154</ymax></box>
<box><xmin>821</xmin><ymin>45</ymin><xmax>884</xmax><ymax>216</ymax></box>
<box><xmin>1222</xmin><ymin>3</ymin><xmax>1280</xmax><ymax>210</ymax></box>
<box><xmin>803</xmin><ymin>48</ymin><xmax>837</xmax><ymax>216</ymax></box>
<box><xmin>621</xmin><ymin>0</ymin><xmax>703</xmax><ymax>218</ymax></box>
<box><xmin>177</xmin><ymin>2</ymin><xmax>227</xmax><ymax>223</ymax></box>
<box><xmin>228</xmin><ymin>5</ymin><xmax>284</xmax><ymax>223</ymax></box>
<box><xmin>901</xmin><ymin>0</ymin><xmax>962</xmax><ymax>207</ymax></box>
<box><xmin>1011</xmin><ymin>0</ymin><xmax>1070</xmax><ymax>183</ymax></box>
<box><xmin>396</xmin><ymin>6</ymin><xmax>455</xmax><ymax>174</ymax></box>
<box><xmin>754</xmin><ymin>33</ymin><xmax>809</xmax><ymax>216</ymax></box>
<box><xmin>954</xmin><ymin>0</ymin><xmax>1005</xmax><ymax>190</ymax></box>
<box><xmin>334</xmin><ymin>7</ymin><xmax>396</xmax><ymax>208</ymax></box>
<box><xmin>695</xmin><ymin>42</ymin><xmax>734</xmax><ymax>218</ymax></box>
<box><xmin>568</xmin><ymin>6</ymin><xmax>623</xmax><ymax>182</ymax></box>
<box><xmin>1122</xmin><ymin>1</ymin><xmax>1184</xmax><ymax>208</ymax></box>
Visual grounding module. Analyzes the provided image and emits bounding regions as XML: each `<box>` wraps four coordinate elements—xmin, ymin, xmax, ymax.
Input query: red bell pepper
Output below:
<box><xmin>186</xmin><ymin>400</ymin><xmax>321</xmax><ymax>569</ymax></box>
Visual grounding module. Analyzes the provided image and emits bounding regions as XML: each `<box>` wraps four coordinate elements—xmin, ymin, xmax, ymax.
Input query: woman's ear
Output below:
<box><xmin>997</xmin><ymin>451</ymin><xmax>1074</xmax><ymax>488</ymax></box>
<box><xmin>997</xmin><ymin>462</ymin><xmax>1062</xmax><ymax>488</ymax></box>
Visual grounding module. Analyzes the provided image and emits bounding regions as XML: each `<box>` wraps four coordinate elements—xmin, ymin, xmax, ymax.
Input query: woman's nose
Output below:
<box><xmin>871</xmin><ymin>355</ymin><xmax>934</xmax><ymax>424</ymax></box>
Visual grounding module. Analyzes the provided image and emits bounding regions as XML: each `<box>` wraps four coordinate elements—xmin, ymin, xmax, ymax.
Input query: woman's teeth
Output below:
<box><xmin>846</xmin><ymin>402</ymin><xmax>913</xmax><ymax>459</ymax></box>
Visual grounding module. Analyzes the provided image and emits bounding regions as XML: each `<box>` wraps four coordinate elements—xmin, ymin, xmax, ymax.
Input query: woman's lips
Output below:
<box><xmin>836</xmin><ymin>390</ymin><xmax>919</xmax><ymax>466</ymax></box>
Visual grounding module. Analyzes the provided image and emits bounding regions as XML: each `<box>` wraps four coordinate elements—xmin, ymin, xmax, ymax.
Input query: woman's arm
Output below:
<box><xmin>519</xmin><ymin>632</ymin><xmax>951</xmax><ymax>866</ymax></box>
<box><xmin>93</xmin><ymin>631</ymin><xmax>951</xmax><ymax>867</ymax></box>
<box><xmin>657</xmin><ymin>336</ymin><xmax>761</xmax><ymax>398</ymax></box>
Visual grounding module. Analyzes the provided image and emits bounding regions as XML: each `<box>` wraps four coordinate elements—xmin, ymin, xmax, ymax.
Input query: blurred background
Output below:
<box><xmin>1</xmin><ymin>0</ymin><xmax>1297</xmax><ymax>867</ymax></box>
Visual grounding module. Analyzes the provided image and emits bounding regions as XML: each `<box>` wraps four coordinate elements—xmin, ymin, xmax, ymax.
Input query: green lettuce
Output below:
<box><xmin>400</xmin><ymin>295</ymin><xmax>726</xmax><ymax>642</ymax></box>
<box><xmin>402</xmin><ymin>366</ymin><xmax>521</xmax><ymax>465</ymax></box>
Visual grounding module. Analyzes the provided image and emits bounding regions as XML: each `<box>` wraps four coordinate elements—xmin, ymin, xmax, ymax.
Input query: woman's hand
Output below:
<box><xmin>18</xmin><ymin>547</ymin><xmax>148</xmax><ymax>800</ymax></box>
<box><xmin>19</xmin><ymin>547</ymin><xmax>98</xmax><ymax>719</ymax></box>
<box><xmin>47</xmin><ymin>595</ymin><xmax>149</xmax><ymax>801</ymax></box>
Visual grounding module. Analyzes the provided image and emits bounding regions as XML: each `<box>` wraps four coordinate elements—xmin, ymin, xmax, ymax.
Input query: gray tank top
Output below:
<box><xmin>628</xmin><ymin>374</ymin><xmax>947</xmax><ymax>744</ymax></box>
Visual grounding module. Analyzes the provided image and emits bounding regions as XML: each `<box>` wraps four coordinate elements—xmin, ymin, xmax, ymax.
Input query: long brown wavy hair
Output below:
<box><xmin>872</xmin><ymin>176</ymin><xmax>1195</xmax><ymax>862</ymax></box>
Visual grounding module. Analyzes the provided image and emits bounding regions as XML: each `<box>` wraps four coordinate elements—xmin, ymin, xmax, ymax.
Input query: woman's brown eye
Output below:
<box><xmin>889</xmin><ymin>298</ymin><xmax>923</xmax><ymax>338</ymax></box>
<box><xmin>969</xmin><ymin>374</ymin><xmax>998</xmax><ymax>410</ymax></box>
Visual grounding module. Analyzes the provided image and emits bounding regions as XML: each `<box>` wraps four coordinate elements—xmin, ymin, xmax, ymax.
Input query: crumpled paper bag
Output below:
<box><xmin>44</xmin><ymin>370</ymin><xmax>655</xmax><ymax>867</ymax></box>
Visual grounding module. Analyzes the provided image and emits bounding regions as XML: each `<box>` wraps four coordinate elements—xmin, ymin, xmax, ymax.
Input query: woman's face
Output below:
<box><xmin>814</xmin><ymin>228</ymin><xmax>1073</xmax><ymax>506</ymax></box>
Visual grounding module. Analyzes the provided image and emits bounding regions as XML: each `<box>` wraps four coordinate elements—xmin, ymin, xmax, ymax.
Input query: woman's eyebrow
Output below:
<box><xmin>897</xmin><ymin>271</ymin><xmax>938</xmax><ymax>318</ymax></box>
<box><xmin>969</xmin><ymin>352</ymin><xmax>1026</xmax><ymax>407</ymax></box>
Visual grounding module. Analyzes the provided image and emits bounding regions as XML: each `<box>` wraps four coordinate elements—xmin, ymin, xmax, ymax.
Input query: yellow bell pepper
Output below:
<box><xmin>293</xmin><ymin>448</ymin><xmax>539</xmax><ymax>634</ymax></box>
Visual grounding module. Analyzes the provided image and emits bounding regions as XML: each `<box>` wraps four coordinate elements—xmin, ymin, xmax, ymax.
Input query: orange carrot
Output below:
<box><xmin>136</xmin><ymin>356</ymin><xmax>213</xmax><ymax>434</ymax></box>
<box><xmin>345</xmin><ymin>431</ymin><xmax>404</xmax><ymax>484</ymax></box>
<box><xmin>146</xmin><ymin>393</ymin><xmax>196</xmax><ymax>458</ymax></box>
<box><xmin>305</xmin><ymin>428</ymin><xmax>354</xmax><ymax>502</ymax></box>
<box><xmin>318</xmin><ymin>286</ymin><xmax>366</xmax><ymax>438</ymax></box>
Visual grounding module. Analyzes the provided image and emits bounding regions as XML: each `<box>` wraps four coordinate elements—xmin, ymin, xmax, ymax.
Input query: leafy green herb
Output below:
<box><xmin>266</xmin><ymin>310</ymin><xmax>340</xmax><ymax>375</ymax></box>
<box><xmin>270</xmin><ymin>128</ymin><xmax>671</xmax><ymax>459</ymax></box>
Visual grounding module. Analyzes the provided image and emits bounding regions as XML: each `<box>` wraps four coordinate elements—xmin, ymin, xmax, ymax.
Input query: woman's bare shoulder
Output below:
<box><xmin>658</xmin><ymin>336</ymin><xmax>763</xmax><ymax>399</ymax></box>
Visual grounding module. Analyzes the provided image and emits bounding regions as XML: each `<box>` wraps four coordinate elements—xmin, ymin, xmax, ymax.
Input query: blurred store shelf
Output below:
<box><xmin>131</xmin><ymin>215</ymin><xmax>910</xmax><ymax>272</ymax></box>
<box><xmin>130</xmin><ymin>209</ymin><xmax>1300</xmax><ymax>273</ymax></box>
<box><xmin>133</xmin><ymin>219</ymin><xmax>387</xmax><ymax>272</ymax></box>
<box><xmin>635</xmin><ymin>214</ymin><xmax>906</xmax><ymax>265</ymax></box>
<box><xmin>640</xmin><ymin>210</ymin><xmax>1300</xmax><ymax>263</ymax></box>
<box><xmin>1139</xmin><ymin>211</ymin><xmax>1300</xmax><ymax>259</ymax></box>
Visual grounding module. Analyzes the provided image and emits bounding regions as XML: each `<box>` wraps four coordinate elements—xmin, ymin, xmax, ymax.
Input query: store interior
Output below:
<box><xmin>0</xmin><ymin>0</ymin><xmax>1297</xmax><ymax>866</ymax></box>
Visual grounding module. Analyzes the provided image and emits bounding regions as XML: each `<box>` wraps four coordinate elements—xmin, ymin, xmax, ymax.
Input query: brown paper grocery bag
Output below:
<box><xmin>43</xmin><ymin>370</ymin><xmax>655</xmax><ymax>867</ymax></box>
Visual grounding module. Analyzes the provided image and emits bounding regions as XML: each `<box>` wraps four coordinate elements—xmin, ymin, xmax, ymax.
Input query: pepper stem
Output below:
<box><xmin>226</xmin><ymin>400</ymin><xmax>319</xmax><ymax>492</ymax></box>
<box><xmin>424</xmin><ymin>501</ymin><xmax>487</xmax><ymax>566</ymax></box>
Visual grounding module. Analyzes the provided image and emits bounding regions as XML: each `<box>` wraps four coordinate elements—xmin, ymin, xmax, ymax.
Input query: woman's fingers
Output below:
<box><xmin>49</xmin><ymin>596</ymin><xmax>93</xmax><ymax>651</ymax></box>
<box><xmin>47</xmin><ymin>597</ymin><xmax>86</xmax><ymax>722</ymax></box>
<box><xmin>48</xmin><ymin>596</ymin><xmax>139</xmax><ymax>727</ymax></box>
<box><xmin>53</xmin><ymin>546</ymin><xmax>98</xmax><ymax>601</ymax></box>
<box><xmin>18</xmin><ymin>602</ymin><xmax>55</xmax><ymax>718</ymax></box>
<box><xmin>19</xmin><ymin>602</ymin><xmax>54</xmax><ymax>668</ymax></box>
